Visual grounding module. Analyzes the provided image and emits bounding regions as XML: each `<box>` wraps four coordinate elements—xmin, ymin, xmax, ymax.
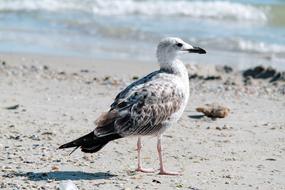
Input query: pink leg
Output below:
<box><xmin>135</xmin><ymin>137</ymin><xmax>155</xmax><ymax>173</ymax></box>
<box><xmin>157</xmin><ymin>135</ymin><xmax>181</xmax><ymax>175</ymax></box>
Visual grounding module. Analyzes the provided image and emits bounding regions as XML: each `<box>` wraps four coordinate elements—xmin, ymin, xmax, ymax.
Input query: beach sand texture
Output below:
<box><xmin>0</xmin><ymin>53</ymin><xmax>285</xmax><ymax>189</ymax></box>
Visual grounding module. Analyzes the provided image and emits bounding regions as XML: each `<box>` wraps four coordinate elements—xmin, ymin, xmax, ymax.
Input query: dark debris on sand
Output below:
<box><xmin>4</xmin><ymin>104</ymin><xmax>20</xmax><ymax>110</ymax></box>
<box><xmin>243</xmin><ymin>66</ymin><xmax>285</xmax><ymax>83</ymax></box>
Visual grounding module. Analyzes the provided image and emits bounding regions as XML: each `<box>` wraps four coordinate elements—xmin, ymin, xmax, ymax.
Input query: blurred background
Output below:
<box><xmin>0</xmin><ymin>0</ymin><xmax>284</xmax><ymax>69</ymax></box>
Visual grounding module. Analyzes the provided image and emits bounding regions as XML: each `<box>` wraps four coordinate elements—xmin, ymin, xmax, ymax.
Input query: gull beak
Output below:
<box><xmin>182</xmin><ymin>43</ymin><xmax>206</xmax><ymax>54</ymax></box>
<box><xmin>188</xmin><ymin>46</ymin><xmax>206</xmax><ymax>54</ymax></box>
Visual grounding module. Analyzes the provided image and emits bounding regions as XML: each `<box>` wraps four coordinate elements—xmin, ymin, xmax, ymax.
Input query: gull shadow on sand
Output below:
<box><xmin>14</xmin><ymin>171</ymin><xmax>115</xmax><ymax>181</ymax></box>
<box><xmin>188</xmin><ymin>114</ymin><xmax>205</xmax><ymax>119</ymax></box>
<box><xmin>188</xmin><ymin>114</ymin><xmax>217</xmax><ymax>121</ymax></box>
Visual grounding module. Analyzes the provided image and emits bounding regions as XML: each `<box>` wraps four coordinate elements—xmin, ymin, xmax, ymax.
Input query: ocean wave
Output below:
<box><xmin>203</xmin><ymin>37</ymin><xmax>285</xmax><ymax>54</ymax></box>
<box><xmin>0</xmin><ymin>0</ymin><xmax>268</xmax><ymax>22</ymax></box>
<box><xmin>92</xmin><ymin>0</ymin><xmax>268</xmax><ymax>21</ymax></box>
<box><xmin>237</xmin><ymin>39</ymin><xmax>285</xmax><ymax>54</ymax></box>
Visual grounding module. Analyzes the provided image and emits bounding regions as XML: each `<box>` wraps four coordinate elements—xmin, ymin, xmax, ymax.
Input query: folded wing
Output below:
<box><xmin>95</xmin><ymin>75</ymin><xmax>185</xmax><ymax>137</ymax></box>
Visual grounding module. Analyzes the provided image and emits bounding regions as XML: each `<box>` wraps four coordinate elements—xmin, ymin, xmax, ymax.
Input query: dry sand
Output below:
<box><xmin>0</xmin><ymin>53</ymin><xmax>285</xmax><ymax>190</ymax></box>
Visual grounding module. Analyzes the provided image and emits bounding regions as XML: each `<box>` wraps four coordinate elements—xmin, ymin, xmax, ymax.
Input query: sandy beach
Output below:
<box><xmin>0</xmin><ymin>53</ymin><xmax>285</xmax><ymax>190</ymax></box>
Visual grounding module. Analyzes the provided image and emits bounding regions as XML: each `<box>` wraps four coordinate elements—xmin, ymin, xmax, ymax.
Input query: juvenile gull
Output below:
<box><xmin>59</xmin><ymin>37</ymin><xmax>206</xmax><ymax>175</ymax></box>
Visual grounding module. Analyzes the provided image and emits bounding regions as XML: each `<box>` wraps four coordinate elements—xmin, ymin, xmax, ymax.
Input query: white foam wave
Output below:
<box><xmin>93</xmin><ymin>0</ymin><xmax>268</xmax><ymax>21</ymax></box>
<box><xmin>237</xmin><ymin>39</ymin><xmax>285</xmax><ymax>54</ymax></box>
<box><xmin>0</xmin><ymin>0</ymin><xmax>268</xmax><ymax>22</ymax></box>
<box><xmin>200</xmin><ymin>37</ymin><xmax>285</xmax><ymax>54</ymax></box>
<box><xmin>0</xmin><ymin>0</ymin><xmax>79</xmax><ymax>12</ymax></box>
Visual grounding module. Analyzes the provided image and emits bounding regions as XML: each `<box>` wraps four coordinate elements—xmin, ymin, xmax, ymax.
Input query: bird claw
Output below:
<box><xmin>135</xmin><ymin>167</ymin><xmax>156</xmax><ymax>173</ymax></box>
<box><xmin>158</xmin><ymin>169</ymin><xmax>182</xmax><ymax>176</ymax></box>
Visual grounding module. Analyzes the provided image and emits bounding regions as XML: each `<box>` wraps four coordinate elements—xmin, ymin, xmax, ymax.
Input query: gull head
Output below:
<box><xmin>156</xmin><ymin>37</ymin><xmax>206</xmax><ymax>65</ymax></box>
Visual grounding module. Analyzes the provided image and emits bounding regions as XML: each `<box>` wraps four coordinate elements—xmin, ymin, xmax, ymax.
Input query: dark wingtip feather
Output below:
<box><xmin>58</xmin><ymin>141</ymin><xmax>78</xmax><ymax>149</ymax></box>
<box><xmin>58</xmin><ymin>131</ymin><xmax>95</xmax><ymax>150</ymax></box>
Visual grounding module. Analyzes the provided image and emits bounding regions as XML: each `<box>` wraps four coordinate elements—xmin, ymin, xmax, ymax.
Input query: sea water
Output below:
<box><xmin>0</xmin><ymin>0</ymin><xmax>284</xmax><ymax>69</ymax></box>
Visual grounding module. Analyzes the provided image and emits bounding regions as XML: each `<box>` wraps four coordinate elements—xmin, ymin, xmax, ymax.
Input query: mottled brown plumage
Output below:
<box><xmin>91</xmin><ymin>71</ymin><xmax>185</xmax><ymax>137</ymax></box>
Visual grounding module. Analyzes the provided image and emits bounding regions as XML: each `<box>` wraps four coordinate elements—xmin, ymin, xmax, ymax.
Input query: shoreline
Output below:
<box><xmin>2</xmin><ymin>51</ymin><xmax>285</xmax><ymax>74</ymax></box>
<box><xmin>0</xmin><ymin>52</ymin><xmax>157</xmax><ymax>77</ymax></box>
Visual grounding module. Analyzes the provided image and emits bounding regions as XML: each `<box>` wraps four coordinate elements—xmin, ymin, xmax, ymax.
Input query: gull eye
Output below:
<box><xmin>176</xmin><ymin>43</ymin><xmax>183</xmax><ymax>47</ymax></box>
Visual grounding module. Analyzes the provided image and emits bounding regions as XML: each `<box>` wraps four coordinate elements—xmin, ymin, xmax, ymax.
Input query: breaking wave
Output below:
<box><xmin>0</xmin><ymin>0</ymin><xmax>268</xmax><ymax>22</ymax></box>
<box><xmin>236</xmin><ymin>39</ymin><xmax>285</xmax><ymax>54</ymax></box>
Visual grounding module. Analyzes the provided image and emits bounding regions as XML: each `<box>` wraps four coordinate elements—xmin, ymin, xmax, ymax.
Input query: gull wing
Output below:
<box><xmin>95</xmin><ymin>73</ymin><xmax>185</xmax><ymax>137</ymax></box>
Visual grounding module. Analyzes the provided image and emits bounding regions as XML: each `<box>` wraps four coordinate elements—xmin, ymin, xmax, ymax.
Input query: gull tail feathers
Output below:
<box><xmin>58</xmin><ymin>131</ymin><xmax>122</xmax><ymax>154</ymax></box>
<box><xmin>59</xmin><ymin>109</ymin><xmax>123</xmax><ymax>154</ymax></box>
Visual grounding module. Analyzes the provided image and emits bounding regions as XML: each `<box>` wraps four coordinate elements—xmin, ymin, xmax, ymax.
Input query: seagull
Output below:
<box><xmin>59</xmin><ymin>37</ymin><xmax>206</xmax><ymax>175</ymax></box>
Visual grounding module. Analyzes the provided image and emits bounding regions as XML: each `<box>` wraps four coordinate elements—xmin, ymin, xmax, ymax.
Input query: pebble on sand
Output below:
<box><xmin>196</xmin><ymin>104</ymin><xmax>230</xmax><ymax>118</ymax></box>
<box><xmin>51</xmin><ymin>165</ymin><xmax>60</xmax><ymax>171</ymax></box>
